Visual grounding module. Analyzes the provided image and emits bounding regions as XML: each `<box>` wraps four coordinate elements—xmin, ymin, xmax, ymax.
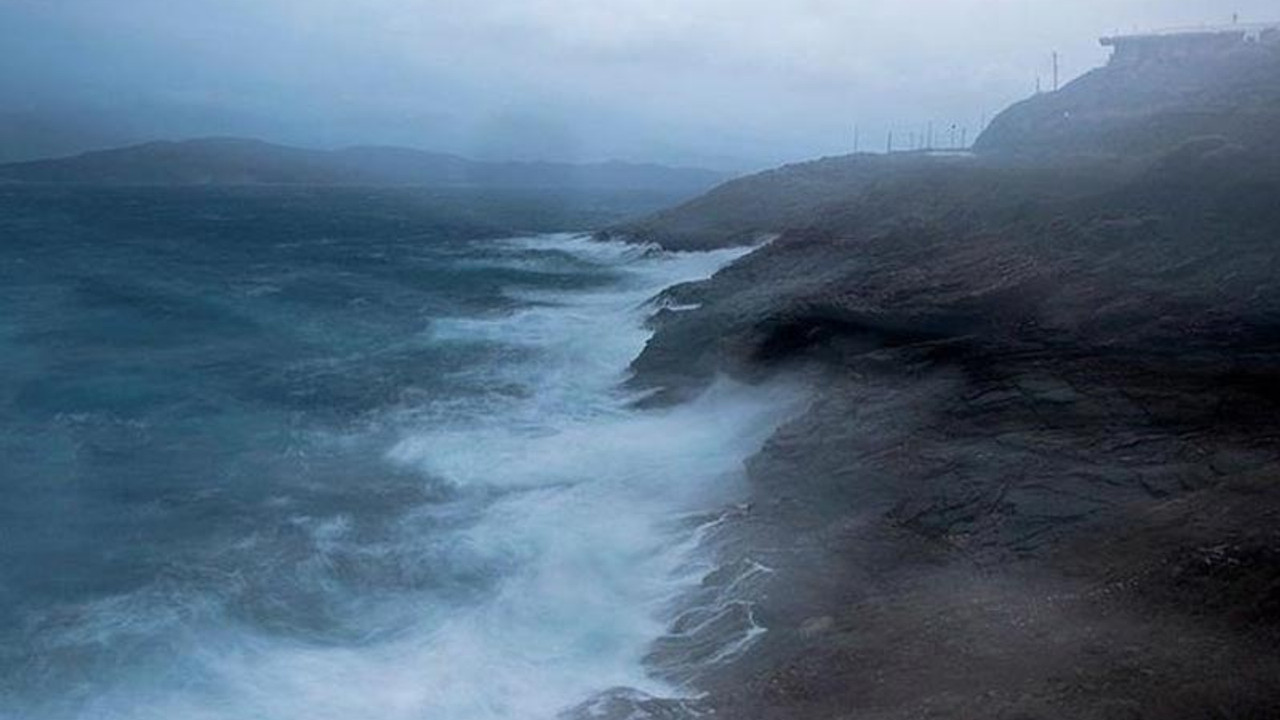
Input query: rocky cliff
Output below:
<box><xmin>613</xmin><ymin>32</ymin><xmax>1280</xmax><ymax>720</ymax></box>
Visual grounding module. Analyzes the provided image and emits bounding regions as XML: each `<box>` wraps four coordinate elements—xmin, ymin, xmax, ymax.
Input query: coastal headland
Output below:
<box><xmin>606</xmin><ymin>25</ymin><xmax>1280</xmax><ymax>719</ymax></box>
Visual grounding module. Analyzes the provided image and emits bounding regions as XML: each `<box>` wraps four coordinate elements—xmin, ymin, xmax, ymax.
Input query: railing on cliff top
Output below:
<box><xmin>1102</xmin><ymin>21</ymin><xmax>1279</xmax><ymax>42</ymax></box>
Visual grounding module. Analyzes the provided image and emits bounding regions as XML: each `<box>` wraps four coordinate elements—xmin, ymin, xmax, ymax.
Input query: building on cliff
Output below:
<box><xmin>1101</xmin><ymin>22</ymin><xmax>1280</xmax><ymax>65</ymax></box>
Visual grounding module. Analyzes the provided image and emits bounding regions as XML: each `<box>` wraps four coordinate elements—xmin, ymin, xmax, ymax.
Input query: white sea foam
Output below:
<box><xmin>18</xmin><ymin>234</ymin><xmax>798</xmax><ymax>720</ymax></box>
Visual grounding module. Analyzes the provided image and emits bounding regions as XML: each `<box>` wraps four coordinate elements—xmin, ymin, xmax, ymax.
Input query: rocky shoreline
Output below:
<box><xmin>603</xmin><ymin>35</ymin><xmax>1280</xmax><ymax>719</ymax></box>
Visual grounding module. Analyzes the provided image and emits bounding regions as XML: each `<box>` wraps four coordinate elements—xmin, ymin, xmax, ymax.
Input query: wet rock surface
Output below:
<box><xmin>615</xmin><ymin>41</ymin><xmax>1280</xmax><ymax>720</ymax></box>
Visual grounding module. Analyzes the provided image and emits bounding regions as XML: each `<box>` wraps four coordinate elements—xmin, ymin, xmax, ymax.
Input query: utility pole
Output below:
<box><xmin>927</xmin><ymin>121</ymin><xmax>934</xmax><ymax>150</ymax></box>
<box><xmin>961</xmin><ymin>127</ymin><xmax>968</xmax><ymax>149</ymax></box>
<box><xmin>1052</xmin><ymin>51</ymin><xmax>1060</xmax><ymax>92</ymax></box>
<box><xmin>853</xmin><ymin>124</ymin><xmax>860</xmax><ymax>153</ymax></box>
<box><xmin>1036</xmin><ymin>75</ymin><xmax>1042</xmax><ymax>94</ymax></box>
<box><xmin>887</xmin><ymin>131</ymin><xmax>894</xmax><ymax>154</ymax></box>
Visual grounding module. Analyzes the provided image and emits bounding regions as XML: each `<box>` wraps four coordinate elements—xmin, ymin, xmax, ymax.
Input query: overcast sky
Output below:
<box><xmin>1</xmin><ymin>0</ymin><xmax>1275</xmax><ymax>168</ymax></box>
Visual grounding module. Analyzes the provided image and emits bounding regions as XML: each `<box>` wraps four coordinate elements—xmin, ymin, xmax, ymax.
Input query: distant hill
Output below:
<box><xmin>975</xmin><ymin>27</ymin><xmax>1280</xmax><ymax>157</ymax></box>
<box><xmin>0</xmin><ymin>138</ymin><xmax>727</xmax><ymax>192</ymax></box>
<box><xmin>605</xmin><ymin>30</ymin><xmax>1280</xmax><ymax>251</ymax></box>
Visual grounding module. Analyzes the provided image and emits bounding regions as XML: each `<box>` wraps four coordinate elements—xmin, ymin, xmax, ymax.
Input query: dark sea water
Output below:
<box><xmin>0</xmin><ymin>187</ymin><xmax>791</xmax><ymax>720</ymax></box>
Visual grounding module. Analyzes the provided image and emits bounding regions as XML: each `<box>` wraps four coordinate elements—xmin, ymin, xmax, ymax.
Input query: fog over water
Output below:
<box><xmin>2</xmin><ymin>0</ymin><xmax>1276</xmax><ymax>168</ymax></box>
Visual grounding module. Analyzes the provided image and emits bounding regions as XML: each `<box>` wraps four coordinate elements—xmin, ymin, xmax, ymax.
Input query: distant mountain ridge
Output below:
<box><xmin>0</xmin><ymin>137</ymin><xmax>727</xmax><ymax>191</ymax></box>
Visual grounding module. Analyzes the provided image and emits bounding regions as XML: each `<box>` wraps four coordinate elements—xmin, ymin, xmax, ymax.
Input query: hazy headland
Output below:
<box><xmin>597</xmin><ymin>24</ymin><xmax>1280</xmax><ymax>720</ymax></box>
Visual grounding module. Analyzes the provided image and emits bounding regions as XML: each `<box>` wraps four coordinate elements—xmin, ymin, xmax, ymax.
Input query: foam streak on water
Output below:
<box><xmin>6</xmin><ymin>234</ymin><xmax>796</xmax><ymax>720</ymax></box>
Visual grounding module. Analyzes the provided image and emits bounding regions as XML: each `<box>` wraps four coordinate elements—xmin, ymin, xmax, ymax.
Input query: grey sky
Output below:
<box><xmin>1</xmin><ymin>0</ymin><xmax>1275</xmax><ymax>169</ymax></box>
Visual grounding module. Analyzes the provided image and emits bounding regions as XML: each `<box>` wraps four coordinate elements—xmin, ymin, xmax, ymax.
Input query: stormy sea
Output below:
<box><xmin>0</xmin><ymin>187</ymin><xmax>794</xmax><ymax>720</ymax></box>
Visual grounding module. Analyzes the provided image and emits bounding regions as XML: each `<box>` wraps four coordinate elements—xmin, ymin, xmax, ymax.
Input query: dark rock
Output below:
<box><xmin>616</xmin><ymin>31</ymin><xmax>1280</xmax><ymax>720</ymax></box>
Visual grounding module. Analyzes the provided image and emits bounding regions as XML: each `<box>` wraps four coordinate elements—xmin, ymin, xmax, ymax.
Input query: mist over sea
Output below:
<box><xmin>0</xmin><ymin>187</ymin><xmax>793</xmax><ymax>720</ymax></box>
